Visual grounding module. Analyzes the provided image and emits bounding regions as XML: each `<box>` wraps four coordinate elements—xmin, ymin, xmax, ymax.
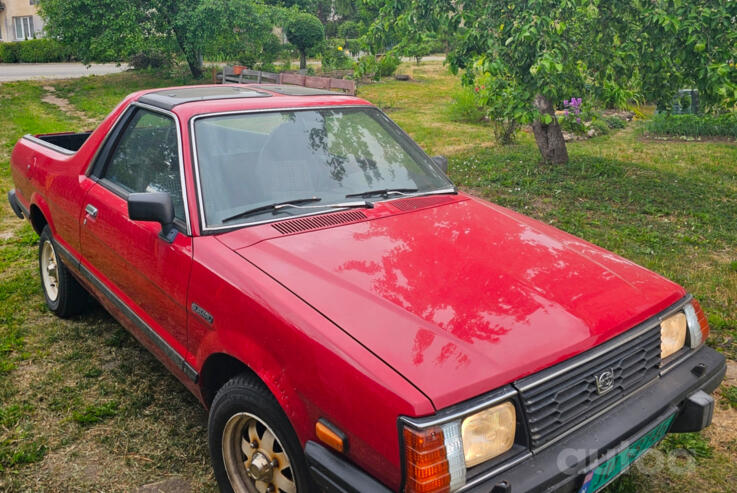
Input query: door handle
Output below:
<box><xmin>85</xmin><ymin>204</ymin><xmax>98</xmax><ymax>218</ymax></box>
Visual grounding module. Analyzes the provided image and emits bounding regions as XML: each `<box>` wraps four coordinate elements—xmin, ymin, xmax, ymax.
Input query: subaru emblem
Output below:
<box><xmin>595</xmin><ymin>369</ymin><xmax>615</xmax><ymax>395</ymax></box>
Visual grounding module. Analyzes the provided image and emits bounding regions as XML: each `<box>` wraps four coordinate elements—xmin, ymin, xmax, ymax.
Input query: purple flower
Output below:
<box><xmin>564</xmin><ymin>110</ymin><xmax>569</xmax><ymax>116</ymax></box>
<box><xmin>564</xmin><ymin>99</ymin><xmax>569</xmax><ymax>105</ymax></box>
<box><xmin>576</xmin><ymin>117</ymin><xmax>581</xmax><ymax>123</ymax></box>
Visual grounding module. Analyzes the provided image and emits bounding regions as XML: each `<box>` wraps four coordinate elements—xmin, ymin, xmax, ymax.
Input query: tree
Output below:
<box><xmin>367</xmin><ymin>0</ymin><xmax>737</xmax><ymax>164</ymax></box>
<box><xmin>40</xmin><ymin>0</ymin><xmax>284</xmax><ymax>79</ymax></box>
<box><xmin>286</xmin><ymin>12</ymin><xmax>324</xmax><ymax>69</ymax></box>
<box><xmin>38</xmin><ymin>0</ymin><xmax>146</xmax><ymax>63</ymax></box>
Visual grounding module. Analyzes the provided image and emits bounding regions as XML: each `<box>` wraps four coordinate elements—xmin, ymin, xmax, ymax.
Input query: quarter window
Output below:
<box><xmin>103</xmin><ymin>108</ymin><xmax>185</xmax><ymax>221</ymax></box>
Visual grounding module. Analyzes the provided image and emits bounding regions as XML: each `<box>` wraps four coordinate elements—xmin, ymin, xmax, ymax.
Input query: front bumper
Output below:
<box><xmin>306</xmin><ymin>345</ymin><xmax>726</xmax><ymax>493</ymax></box>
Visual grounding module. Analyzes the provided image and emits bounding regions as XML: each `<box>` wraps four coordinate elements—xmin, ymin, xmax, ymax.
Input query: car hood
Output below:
<box><xmin>233</xmin><ymin>196</ymin><xmax>685</xmax><ymax>410</ymax></box>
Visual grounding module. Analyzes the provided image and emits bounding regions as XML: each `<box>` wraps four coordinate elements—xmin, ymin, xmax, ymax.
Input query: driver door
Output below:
<box><xmin>79</xmin><ymin>105</ymin><xmax>193</xmax><ymax>376</ymax></box>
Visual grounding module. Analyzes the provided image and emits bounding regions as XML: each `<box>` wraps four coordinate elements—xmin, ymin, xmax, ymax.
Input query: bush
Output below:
<box><xmin>448</xmin><ymin>88</ymin><xmax>485</xmax><ymax>123</ymax></box>
<box><xmin>0</xmin><ymin>43</ymin><xmax>20</xmax><ymax>63</ymax></box>
<box><xmin>645</xmin><ymin>113</ymin><xmax>737</xmax><ymax>138</ymax></box>
<box><xmin>591</xmin><ymin>119</ymin><xmax>610</xmax><ymax>135</ymax></box>
<box><xmin>353</xmin><ymin>55</ymin><xmax>379</xmax><ymax>80</ymax></box>
<box><xmin>603</xmin><ymin>115</ymin><xmax>626</xmax><ymax>129</ymax></box>
<box><xmin>352</xmin><ymin>54</ymin><xmax>400</xmax><ymax>80</ymax></box>
<box><xmin>376</xmin><ymin>53</ymin><xmax>400</xmax><ymax>77</ymax></box>
<box><xmin>129</xmin><ymin>49</ymin><xmax>172</xmax><ymax>69</ymax></box>
<box><xmin>321</xmin><ymin>40</ymin><xmax>353</xmax><ymax>71</ymax></box>
<box><xmin>0</xmin><ymin>39</ymin><xmax>72</xmax><ymax>63</ymax></box>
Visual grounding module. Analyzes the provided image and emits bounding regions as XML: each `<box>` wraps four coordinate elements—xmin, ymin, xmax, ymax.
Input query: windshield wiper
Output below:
<box><xmin>345</xmin><ymin>187</ymin><xmax>418</xmax><ymax>199</ymax></box>
<box><xmin>410</xmin><ymin>186</ymin><xmax>458</xmax><ymax>197</ymax></box>
<box><xmin>222</xmin><ymin>197</ymin><xmax>322</xmax><ymax>223</ymax></box>
<box><xmin>345</xmin><ymin>186</ymin><xmax>458</xmax><ymax>200</ymax></box>
<box><xmin>222</xmin><ymin>198</ymin><xmax>373</xmax><ymax>223</ymax></box>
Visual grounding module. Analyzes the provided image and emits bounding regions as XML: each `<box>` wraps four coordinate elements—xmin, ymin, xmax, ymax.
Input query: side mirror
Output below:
<box><xmin>432</xmin><ymin>155</ymin><xmax>449</xmax><ymax>174</ymax></box>
<box><xmin>128</xmin><ymin>192</ymin><xmax>177</xmax><ymax>242</ymax></box>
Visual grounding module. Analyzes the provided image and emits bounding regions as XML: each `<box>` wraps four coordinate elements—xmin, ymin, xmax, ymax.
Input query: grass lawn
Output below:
<box><xmin>1</xmin><ymin>63</ymin><xmax>736</xmax><ymax>491</ymax></box>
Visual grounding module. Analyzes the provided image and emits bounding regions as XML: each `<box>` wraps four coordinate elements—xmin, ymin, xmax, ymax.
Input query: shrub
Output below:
<box><xmin>591</xmin><ymin>119</ymin><xmax>610</xmax><ymax>135</ymax></box>
<box><xmin>344</xmin><ymin>38</ymin><xmax>362</xmax><ymax>55</ymax></box>
<box><xmin>645</xmin><ymin>113</ymin><xmax>737</xmax><ymax>138</ymax></box>
<box><xmin>128</xmin><ymin>49</ymin><xmax>172</xmax><ymax>70</ymax></box>
<box><xmin>0</xmin><ymin>43</ymin><xmax>20</xmax><ymax>63</ymax></box>
<box><xmin>353</xmin><ymin>55</ymin><xmax>379</xmax><ymax>80</ymax></box>
<box><xmin>321</xmin><ymin>40</ymin><xmax>353</xmax><ymax>71</ymax></box>
<box><xmin>0</xmin><ymin>39</ymin><xmax>71</xmax><ymax>63</ymax></box>
<box><xmin>448</xmin><ymin>88</ymin><xmax>485</xmax><ymax>123</ymax></box>
<box><xmin>604</xmin><ymin>115</ymin><xmax>626</xmax><ymax>129</ymax></box>
<box><xmin>376</xmin><ymin>53</ymin><xmax>400</xmax><ymax>77</ymax></box>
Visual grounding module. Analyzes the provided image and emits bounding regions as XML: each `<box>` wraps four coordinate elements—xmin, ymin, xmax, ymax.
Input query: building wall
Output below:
<box><xmin>0</xmin><ymin>0</ymin><xmax>45</xmax><ymax>42</ymax></box>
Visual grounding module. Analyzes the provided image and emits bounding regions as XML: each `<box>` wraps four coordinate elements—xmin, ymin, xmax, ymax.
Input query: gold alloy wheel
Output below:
<box><xmin>222</xmin><ymin>412</ymin><xmax>297</xmax><ymax>493</ymax></box>
<box><xmin>41</xmin><ymin>240</ymin><xmax>59</xmax><ymax>302</ymax></box>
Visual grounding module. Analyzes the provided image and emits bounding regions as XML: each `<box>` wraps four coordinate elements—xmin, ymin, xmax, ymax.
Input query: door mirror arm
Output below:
<box><xmin>127</xmin><ymin>192</ymin><xmax>178</xmax><ymax>243</ymax></box>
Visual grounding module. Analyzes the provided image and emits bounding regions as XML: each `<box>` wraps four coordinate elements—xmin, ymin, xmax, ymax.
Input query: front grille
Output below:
<box><xmin>517</xmin><ymin>325</ymin><xmax>661</xmax><ymax>449</ymax></box>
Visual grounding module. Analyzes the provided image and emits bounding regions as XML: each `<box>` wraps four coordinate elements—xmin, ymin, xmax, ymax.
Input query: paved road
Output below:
<box><xmin>0</xmin><ymin>63</ymin><xmax>129</xmax><ymax>82</ymax></box>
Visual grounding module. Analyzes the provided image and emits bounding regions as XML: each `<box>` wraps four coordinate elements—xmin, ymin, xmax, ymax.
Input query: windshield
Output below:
<box><xmin>193</xmin><ymin>107</ymin><xmax>453</xmax><ymax>228</ymax></box>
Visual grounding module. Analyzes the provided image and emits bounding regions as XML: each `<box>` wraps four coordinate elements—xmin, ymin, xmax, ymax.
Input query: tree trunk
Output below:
<box><xmin>299</xmin><ymin>51</ymin><xmax>307</xmax><ymax>70</ymax></box>
<box><xmin>531</xmin><ymin>94</ymin><xmax>569</xmax><ymax>164</ymax></box>
<box><xmin>172</xmin><ymin>25</ymin><xmax>203</xmax><ymax>79</ymax></box>
<box><xmin>186</xmin><ymin>54</ymin><xmax>203</xmax><ymax>79</ymax></box>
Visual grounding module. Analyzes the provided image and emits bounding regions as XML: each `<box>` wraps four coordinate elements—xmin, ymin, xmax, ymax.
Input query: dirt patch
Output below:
<box><xmin>41</xmin><ymin>86</ymin><xmax>97</xmax><ymax>127</ymax></box>
<box><xmin>704</xmin><ymin>360</ymin><xmax>737</xmax><ymax>457</ymax></box>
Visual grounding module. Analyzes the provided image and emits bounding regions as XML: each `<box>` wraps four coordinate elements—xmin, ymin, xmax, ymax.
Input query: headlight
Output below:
<box><xmin>660</xmin><ymin>298</ymin><xmax>710</xmax><ymax>360</ymax></box>
<box><xmin>402</xmin><ymin>399</ymin><xmax>518</xmax><ymax>493</ymax></box>
<box><xmin>661</xmin><ymin>311</ymin><xmax>687</xmax><ymax>359</ymax></box>
<box><xmin>461</xmin><ymin>401</ymin><xmax>516</xmax><ymax>467</ymax></box>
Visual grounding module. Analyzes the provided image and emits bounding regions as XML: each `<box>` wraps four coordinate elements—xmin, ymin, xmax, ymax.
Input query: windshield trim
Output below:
<box><xmin>189</xmin><ymin>105</ymin><xmax>453</xmax><ymax>233</ymax></box>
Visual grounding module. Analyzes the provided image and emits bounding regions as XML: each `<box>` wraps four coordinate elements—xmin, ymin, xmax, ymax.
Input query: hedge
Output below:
<box><xmin>0</xmin><ymin>39</ymin><xmax>73</xmax><ymax>63</ymax></box>
<box><xmin>645</xmin><ymin>113</ymin><xmax>737</xmax><ymax>139</ymax></box>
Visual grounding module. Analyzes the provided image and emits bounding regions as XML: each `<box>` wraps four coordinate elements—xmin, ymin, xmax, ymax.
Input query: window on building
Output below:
<box><xmin>14</xmin><ymin>16</ymin><xmax>35</xmax><ymax>40</ymax></box>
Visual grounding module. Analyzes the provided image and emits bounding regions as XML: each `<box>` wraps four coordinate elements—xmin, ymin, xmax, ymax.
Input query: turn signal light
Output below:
<box><xmin>685</xmin><ymin>298</ymin><xmax>710</xmax><ymax>347</ymax></box>
<box><xmin>403</xmin><ymin>426</ymin><xmax>451</xmax><ymax>493</ymax></box>
<box><xmin>316</xmin><ymin>419</ymin><xmax>346</xmax><ymax>453</ymax></box>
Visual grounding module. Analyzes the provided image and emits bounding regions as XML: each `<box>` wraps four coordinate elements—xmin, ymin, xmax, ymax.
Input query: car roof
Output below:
<box><xmin>136</xmin><ymin>84</ymin><xmax>366</xmax><ymax>112</ymax></box>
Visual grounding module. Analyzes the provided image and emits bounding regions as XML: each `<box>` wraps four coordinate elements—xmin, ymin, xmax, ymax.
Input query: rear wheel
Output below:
<box><xmin>39</xmin><ymin>226</ymin><xmax>87</xmax><ymax>317</ymax></box>
<box><xmin>209</xmin><ymin>375</ymin><xmax>311</xmax><ymax>493</ymax></box>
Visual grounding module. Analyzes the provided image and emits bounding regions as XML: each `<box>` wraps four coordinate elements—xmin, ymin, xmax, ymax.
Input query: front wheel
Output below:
<box><xmin>209</xmin><ymin>375</ymin><xmax>311</xmax><ymax>493</ymax></box>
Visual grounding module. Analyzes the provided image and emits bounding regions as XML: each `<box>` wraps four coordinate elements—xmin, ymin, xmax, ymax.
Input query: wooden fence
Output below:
<box><xmin>215</xmin><ymin>66</ymin><xmax>356</xmax><ymax>96</ymax></box>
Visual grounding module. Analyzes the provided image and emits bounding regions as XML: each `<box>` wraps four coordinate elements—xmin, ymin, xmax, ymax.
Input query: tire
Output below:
<box><xmin>38</xmin><ymin>225</ymin><xmax>87</xmax><ymax>318</ymax></box>
<box><xmin>209</xmin><ymin>374</ymin><xmax>312</xmax><ymax>493</ymax></box>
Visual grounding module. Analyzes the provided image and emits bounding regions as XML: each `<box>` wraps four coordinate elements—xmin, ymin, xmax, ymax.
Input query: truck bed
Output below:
<box><xmin>28</xmin><ymin>131</ymin><xmax>92</xmax><ymax>154</ymax></box>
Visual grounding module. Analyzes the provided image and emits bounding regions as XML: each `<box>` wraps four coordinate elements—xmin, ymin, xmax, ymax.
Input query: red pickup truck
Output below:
<box><xmin>8</xmin><ymin>84</ymin><xmax>726</xmax><ymax>493</ymax></box>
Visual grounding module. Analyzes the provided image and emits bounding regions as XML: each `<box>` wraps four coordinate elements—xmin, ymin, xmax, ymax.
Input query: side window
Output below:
<box><xmin>103</xmin><ymin>109</ymin><xmax>185</xmax><ymax>221</ymax></box>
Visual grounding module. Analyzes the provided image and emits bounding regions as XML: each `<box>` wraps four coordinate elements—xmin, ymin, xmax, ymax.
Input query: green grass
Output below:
<box><xmin>72</xmin><ymin>402</ymin><xmax>119</xmax><ymax>426</ymax></box>
<box><xmin>645</xmin><ymin>113</ymin><xmax>737</xmax><ymax>140</ymax></box>
<box><xmin>1</xmin><ymin>63</ymin><xmax>735</xmax><ymax>491</ymax></box>
<box><xmin>721</xmin><ymin>385</ymin><xmax>737</xmax><ymax>410</ymax></box>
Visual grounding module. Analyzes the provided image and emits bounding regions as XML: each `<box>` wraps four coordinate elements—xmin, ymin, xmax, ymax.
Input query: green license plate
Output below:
<box><xmin>578</xmin><ymin>413</ymin><xmax>676</xmax><ymax>493</ymax></box>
